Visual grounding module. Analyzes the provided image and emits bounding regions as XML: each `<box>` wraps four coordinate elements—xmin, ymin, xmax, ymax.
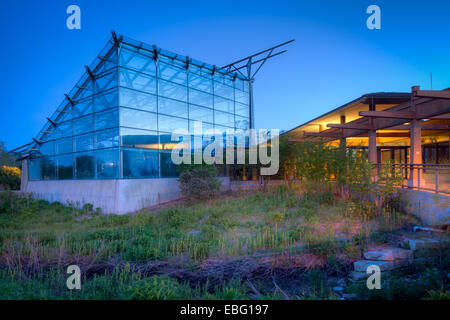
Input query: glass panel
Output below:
<box><xmin>95</xmin><ymin>128</ymin><xmax>119</xmax><ymax>149</ymax></box>
<box><xmin>74</xmin><ymin>133</ymin><xmax>94</xmax><ymax>152</ymax></box>
<box><xmin>121</xmin><ymin>128</ymin><xmax>159</xmax><ymax>149</ymax></box>
<box><xmin>188</xmin><ymin>105</ymin><xmax>213</xmax><ymax>123</ymax></box>
<box><xmin>235</xmin><ymin>116</ymin><xmax>250</xmax><ymax>131</ymax></box>
<box><xmin>29</xmin><ymin>158</ymin><xmax>41</xmax><ymax>180</ymax></box>
<box><xmin>158</xmin><ymin>96</ymin><xmax>188</xmax><ymax>118</ymax></box>
<box><xmin>39</xmin><ymin>141</ymin><xmax>55</xmax><ymax>156</ymax></box>
<box><xmin>41</xmin><ymin>156</ymin><xmax>56</xmax><ymax>180</ymax></box>
<box><xmin>214</xmin><ymin>110</ymin><xmax>234</xmax><ymax>127</ymax></box>
<box><xmin>55</xmin><ymin>121</ymin><xmax>72</xmax><ymax>139</ymax></box>
<box><xmin>235</xmin><ymin>102</ymin><xmax>249</xmax><ymax>117</ymax></box>
<box><xmin>56</xmin><ymin>154</ymin><xmax>73</xmax><ymax>180</ymax></box>
<box><xmin>119</xmin><ymin>68</ymin><xmax>157</xmax><ymax>94</ymax></box>
<box><xmin>189</xmin><ymin>88</ymin><xmax>213</xmax><ymax>107</ymax></box>
<box><xmin>120</xmin><ymin>107</ymin><xmax>157</xmax><ymax>130</ymax></box>
<box><xmin>214</xmin><ymin>82</ymin><xmax>234</xmax><ymax>100</ymax></box>
<box><xmin>120</xmin><ymin>87</ymin><xmax>157</xmax><ymax>112</ymax></box>
<box><xmin>160</xmin><ymin>132</ymin><xmax>187</xmax><ymax>151</ymax></box>
<box><xmin>158</xmin><ymin>115</ymin><xmax>188</xmax><ymax>133</ymax></box>
<box><xmin>75</xmin><ymin>152</ymin><xmax>95</xmax><ymax>179</ymax></box>
<box><xmin>96</xmin><ymin>149</ymin><xmax>119</xmax><ymax>179</ymax></box>
<box><xmin>55</xmin><ymin>137</ymin><xmax>73</xmax><ymax>155</ymax></box>
<box><xmin>235</xmin><ymin>89</ymin><xmax>249</xmax><ymax>105</ymax></box>
<box><xmin>214</xmin><ymin>96</ymin><xmax>234</xmax><ymax>113</ymax></box>
<box><xmin>73</xmin><ymin>98</ymin><xmax>93</xmax><ymax>117</ymax></box>
<box><xmin>94</xmin><ymin>70</ymin><xmax>117</xmax><ymax>93</ymax></box>
<box><xmin>189</xmin><ymin>73</ymin><xmax>212</xmax><ymax>93</ymax></box>
<box><xmin>122</xmin><ymin>149</ymin><xmax>159</xmax><ymax>178</ymax></box>
<box><xmin>74</xmin><ymin>115</ymin><xmax>93</xmax><ymax>135</ymax></box>
<box><xmin>94</xmin><ymin>89</ymin><xmax>118</xmax><ymax>112</ymax></box>
<box><xmin>158</xmin><ymin>79</ymin><xmax>187</xmax><ymax>101</ymax></box>
<box><xmin>189</xmin><ymin>120</ymin><xmax>214</xmax><ymax>136</ymax></box>
<box><xmin>160</xmin><ymin>152</ymin><xmax>178</xmax><ymax>177</ymax></box>
<box><xmin>94</xmin><ymin>108</ymin><xmax>118</xmax><ymax>130</ymax></box>
<box><xmin>119</xmin><ymin>48</ymin><xmax>156</xmax><ymax>76</ymax></box>
<box><xmin>158</xmin><ymin>62</ymin><xmax>187</xmax><ymax>85</ymax></box>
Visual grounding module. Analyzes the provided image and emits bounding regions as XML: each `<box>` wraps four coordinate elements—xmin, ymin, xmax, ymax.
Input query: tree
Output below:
<box><xmin>0</xmin><ymin>141</ymin><xmax>17</xmax><ymax>167</ymax></box>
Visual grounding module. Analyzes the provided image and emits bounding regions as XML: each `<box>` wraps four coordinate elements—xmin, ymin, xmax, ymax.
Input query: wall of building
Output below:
<box><xmin>21</xmin><ymin>159</ymin><xmax>231</xmax><ymax>214</ymax></box>
<box><xmin>400</xmin><ymin>189</ymin><xmax>450</xmax><ymax>227</ymax></box>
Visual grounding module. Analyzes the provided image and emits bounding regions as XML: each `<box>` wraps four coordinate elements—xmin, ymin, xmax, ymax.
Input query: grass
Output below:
<box><xmin>0</xmin><ymin>185</ymin><xmax>447</xmax><ymax>300</ymax></box>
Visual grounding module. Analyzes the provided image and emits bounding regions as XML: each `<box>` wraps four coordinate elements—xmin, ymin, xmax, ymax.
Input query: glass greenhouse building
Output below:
<box><xmin>27</xmin><ymin>34</ymin><xmax>251</xmax><ymax>182</ymax></box>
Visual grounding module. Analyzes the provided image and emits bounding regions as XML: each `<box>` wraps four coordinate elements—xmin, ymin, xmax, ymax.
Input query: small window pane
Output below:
<box><xmin>158</xmin><ymin>79</ymin><xmax>187</xmax><ymax>101</ymax></box>
<box><xmin>214</xmin><ymin>96</ymin><xmax>234</xmax><ymax>113</ymax></box>
<box><xmin>95</xmin><ymin>128</ymin><xmax>119</xmax><ymax>149</ymax></box>
<box><xmin>55</xmin><ymin>137</ymin><xmax>73</xmax><ymax>155</ymax></box>
<box><xmin>214</xmin><ymin>82</ymin><xmax>234</xmax><ymax>100</ymax></box>
<box><xmin>120</xmin><ymin>68</ymin><xmax>156</xmax><ymax>94</ymax></box>
<box><xmin>158</xmin><ymin>115</ymin><xmax>188</xmax><ymax>133</ymax></box>
<box><xmin>160</xmin><ymin>152</ymin><xmax>178</xmax><ymax>177</ymax></box>
<box><xmin>159</xmin><ymin>62</ymin><xmax>187</xmax><ymax>85</ymax></box>
<box><xmin>235</xmin><ymin>116</ymin><xmax>250</xmax><ymax>131</ymax></box>
<box><xmin>120</xmin><ymin>87</ymin><xmax>157</xmax><ymax>112</ymax></box>
<box><xmin>94</xmin><ymin>70</ymin><xmax>117</xmax><ymax>93</ymax></box>
<box><xmin>29</xmin><ymin>158</ymin><xmax>41</xmax><ymax>180</ymax></box>
<box><xmin>120</xmin><ymin>107</ymin><xmax>157</xmax><ymax>130</ymax></box>
<box><xmin>40</xmin><ymin>141</ymin><xmax>55</xmax><ymax>156</ymax></box>
<box><xmin>75</xmin><ymin>152</ymin><xmax>95</xmax><ymax>179</ymax></box>
<box><xmin>189</xmin><ymin>88</ymin><xmax>213</xmax><ymax>107</ymax></box>
<box><xmin>121</xmin><ymin>128</ymin><xmax>159</xmax><ymax>149</ymax></box>
<box><xmin>214</xmin><ymin>110</ymin><xmax>234</xmax><ymax>127</ymax></box>
<box><xmin>74</xmin><ymin>116</ymin><xmax>93</xmax><ymax>135</ymax></box>
<box><xmin>235</xmin><ymin>102</ymin><xmax>249</xmax><ymax>117</ymax></box>
<box><xmin>235</xmin><ymin>89</ymin><xmax>249</xmax><ymax>105</ymax></box>
<box><xmin>41</xmin><ymin>156</ymin><xmax>56</xmax><ymax>180</ymax></box>
<box><xmin>119</xmin><ymin>48</ymin><xmax>156</xmax><ymax>75</ymax></box>
<box><xmin>55</xmin><ymin>121</ymin><xmax>72</xmax><ymax>139</ymax></box>
<box><xmin>56</xmin><ymin>154</ymin><xmax>73</xmax><ymax>180</ymax></box>
<box><xmin>95</xmin><ymin>108</ymin><xmax>118</xmax><ymax>130</ymax></box>
<box><xmin>95</xmin><ymin>89</ymin><xmax>118</xmax><ymax>112</ymax></box>
<box><xmin>189</xmin><ymin>105</ymin><xmax>213</xmax><ymax>123</ymax></box>
<box><xmin>122</xmin><ymin>149</ymin><xmax>159</xmax><ymax>178</ymax></box>
<box><xmin>158</xmin><ymin>97</ymin><xmax>188</xmax><ymax>118</ymax></box>
<box><xmin>96</xmin><ymin>149</ymin><xmax>119</xmax><ymax>179</ymax></box>
<box><xmin>75</xmin><ymin>133</ymin><xmax>94</xmax><ymax>152</ymax></box>
<box><xmin>73</xmin><ymin>98</ymin><xmax>93</xmax><ymax>117</ymax></box>
<box><xmin>189</xmin><ymin>73</ymin><xmax>212</xmax><ymax>93</ymax></box>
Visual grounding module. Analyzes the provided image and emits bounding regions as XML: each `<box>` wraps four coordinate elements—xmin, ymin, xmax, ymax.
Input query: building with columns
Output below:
<box><xmin>284</xmin><ymin>88</ymin><xmax>450</xmax><ymax>193</ymax></box>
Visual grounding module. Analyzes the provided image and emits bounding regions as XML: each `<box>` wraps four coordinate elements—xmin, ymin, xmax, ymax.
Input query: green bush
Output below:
<box><xmin>178</xmin><ymin>165</ymin><xmax>221</xmax><ymax>200</ymax></box>
<box><xmin>125</xmin><ymin>275</ymin><xmax>187</xmax><ymax>300</ymax></box>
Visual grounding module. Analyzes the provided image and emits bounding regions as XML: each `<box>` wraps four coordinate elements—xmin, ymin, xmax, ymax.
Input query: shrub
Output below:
<box><xmin>0</xmin><ymin>165</ymin><xmax>21</xmax><ymax>190</ymax></box>
<box><xmin>125</xmin><ymin>275</ymin><xmax>187</xmax><ymax>300</ymax></box>
<box><xmin>178</xmin><ymin>165</ymin><xmax>221</xmax><ymax>200</ymax></box>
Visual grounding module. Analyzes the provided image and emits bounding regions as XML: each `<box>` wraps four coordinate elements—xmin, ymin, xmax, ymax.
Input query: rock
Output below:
<box><xmin>407</xmin><ymin>239</ymin><xmax>440</xmax><ymax>251</ymax></box>
<box><xmin>353</xmin><ymin>259</ymin><xmax>407</xmax><ymax>272</ymax></box>
<box><xmin>364</xmin><ymin>248</ymin><xmax>413</xmax><ymax>261</ymax></box>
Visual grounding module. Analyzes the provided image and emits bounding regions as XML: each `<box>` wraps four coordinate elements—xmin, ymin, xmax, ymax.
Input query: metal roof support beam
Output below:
<box><xmin>111</xmin><ymin>30</ymin><xmax>120</xmax><ymax>47</ymax></box>
<box><xmin>46</xmin><ymin>117</ymin><xmax>57</xmax><ymax>127</ymax></box>
<box><xmin>414</xmin><ymin>90</ymin><xmax>450</xmax><ymax>100</ymax></box>
<box><xmin>359</xmin><ymin>111</ymin><xmax>416</xmax><ymax>119</ymax></box>
<box><xmin>64</xmin><ymin>94</ymin><xmax>75</xmax><ymax>105</ymax></box>
<box><xmin>84</xmin><ymin>65</ymin><xmax>95</xmax><ymax>79</ymax></box>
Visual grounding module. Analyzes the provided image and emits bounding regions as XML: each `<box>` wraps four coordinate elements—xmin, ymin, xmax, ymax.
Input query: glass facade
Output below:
<box><xmin>29</xmin><ymin>35</ymin><xmax>251</xmax><ymax>180</ymax></box>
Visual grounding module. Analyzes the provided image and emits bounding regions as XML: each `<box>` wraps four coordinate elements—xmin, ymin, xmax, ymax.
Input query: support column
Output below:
<box><xmin>368</xmin><ymin>101</ymin><xmax>378</xmax><ymax>181</ymax></box>
<box><xmin>339</xmin><ymin>115</ymin><xmax>346</xmax><ymax>149</ymax></box>
<box><xmin>408</xmin><ymin>86</ymin><xmax>422</xmax><ymax>188</ymax></box>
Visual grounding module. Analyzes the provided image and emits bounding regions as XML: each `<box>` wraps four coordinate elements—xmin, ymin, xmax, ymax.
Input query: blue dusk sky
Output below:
<box><xmin>1</xmin><ymin>0</ymin><xmax>449</xmax><ymax>149</ymax></box>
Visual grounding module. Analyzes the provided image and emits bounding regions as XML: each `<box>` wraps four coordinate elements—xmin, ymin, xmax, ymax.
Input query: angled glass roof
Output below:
<box><xmin>29</xmin><ymin>33</ymin><xmax>249</xmax><ymax>152</ymax></box>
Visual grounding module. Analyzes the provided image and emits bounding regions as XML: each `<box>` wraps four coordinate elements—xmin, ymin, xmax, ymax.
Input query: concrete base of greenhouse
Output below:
<box><xmin>21</xmin><ymin>173</ymin><xmax>231</xmax><ymax>215</ymax></box>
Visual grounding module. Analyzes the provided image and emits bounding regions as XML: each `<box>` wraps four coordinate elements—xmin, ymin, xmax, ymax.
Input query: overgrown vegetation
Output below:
<box><xmin>178</xmin><ymin>164</ymin><xmax>222</xmax><ymax>200</ymax></box>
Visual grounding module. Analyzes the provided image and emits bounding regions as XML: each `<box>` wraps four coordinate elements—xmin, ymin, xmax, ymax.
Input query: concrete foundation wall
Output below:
<box><xmin>400</xmin><ymin>189</ymin><xmax>450</xmax><ymax>227</ymax></box>
<box><xmin>22</xmin><ymin>162</ymin><xmax>231</xmax><ymax>214</ymax></box>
